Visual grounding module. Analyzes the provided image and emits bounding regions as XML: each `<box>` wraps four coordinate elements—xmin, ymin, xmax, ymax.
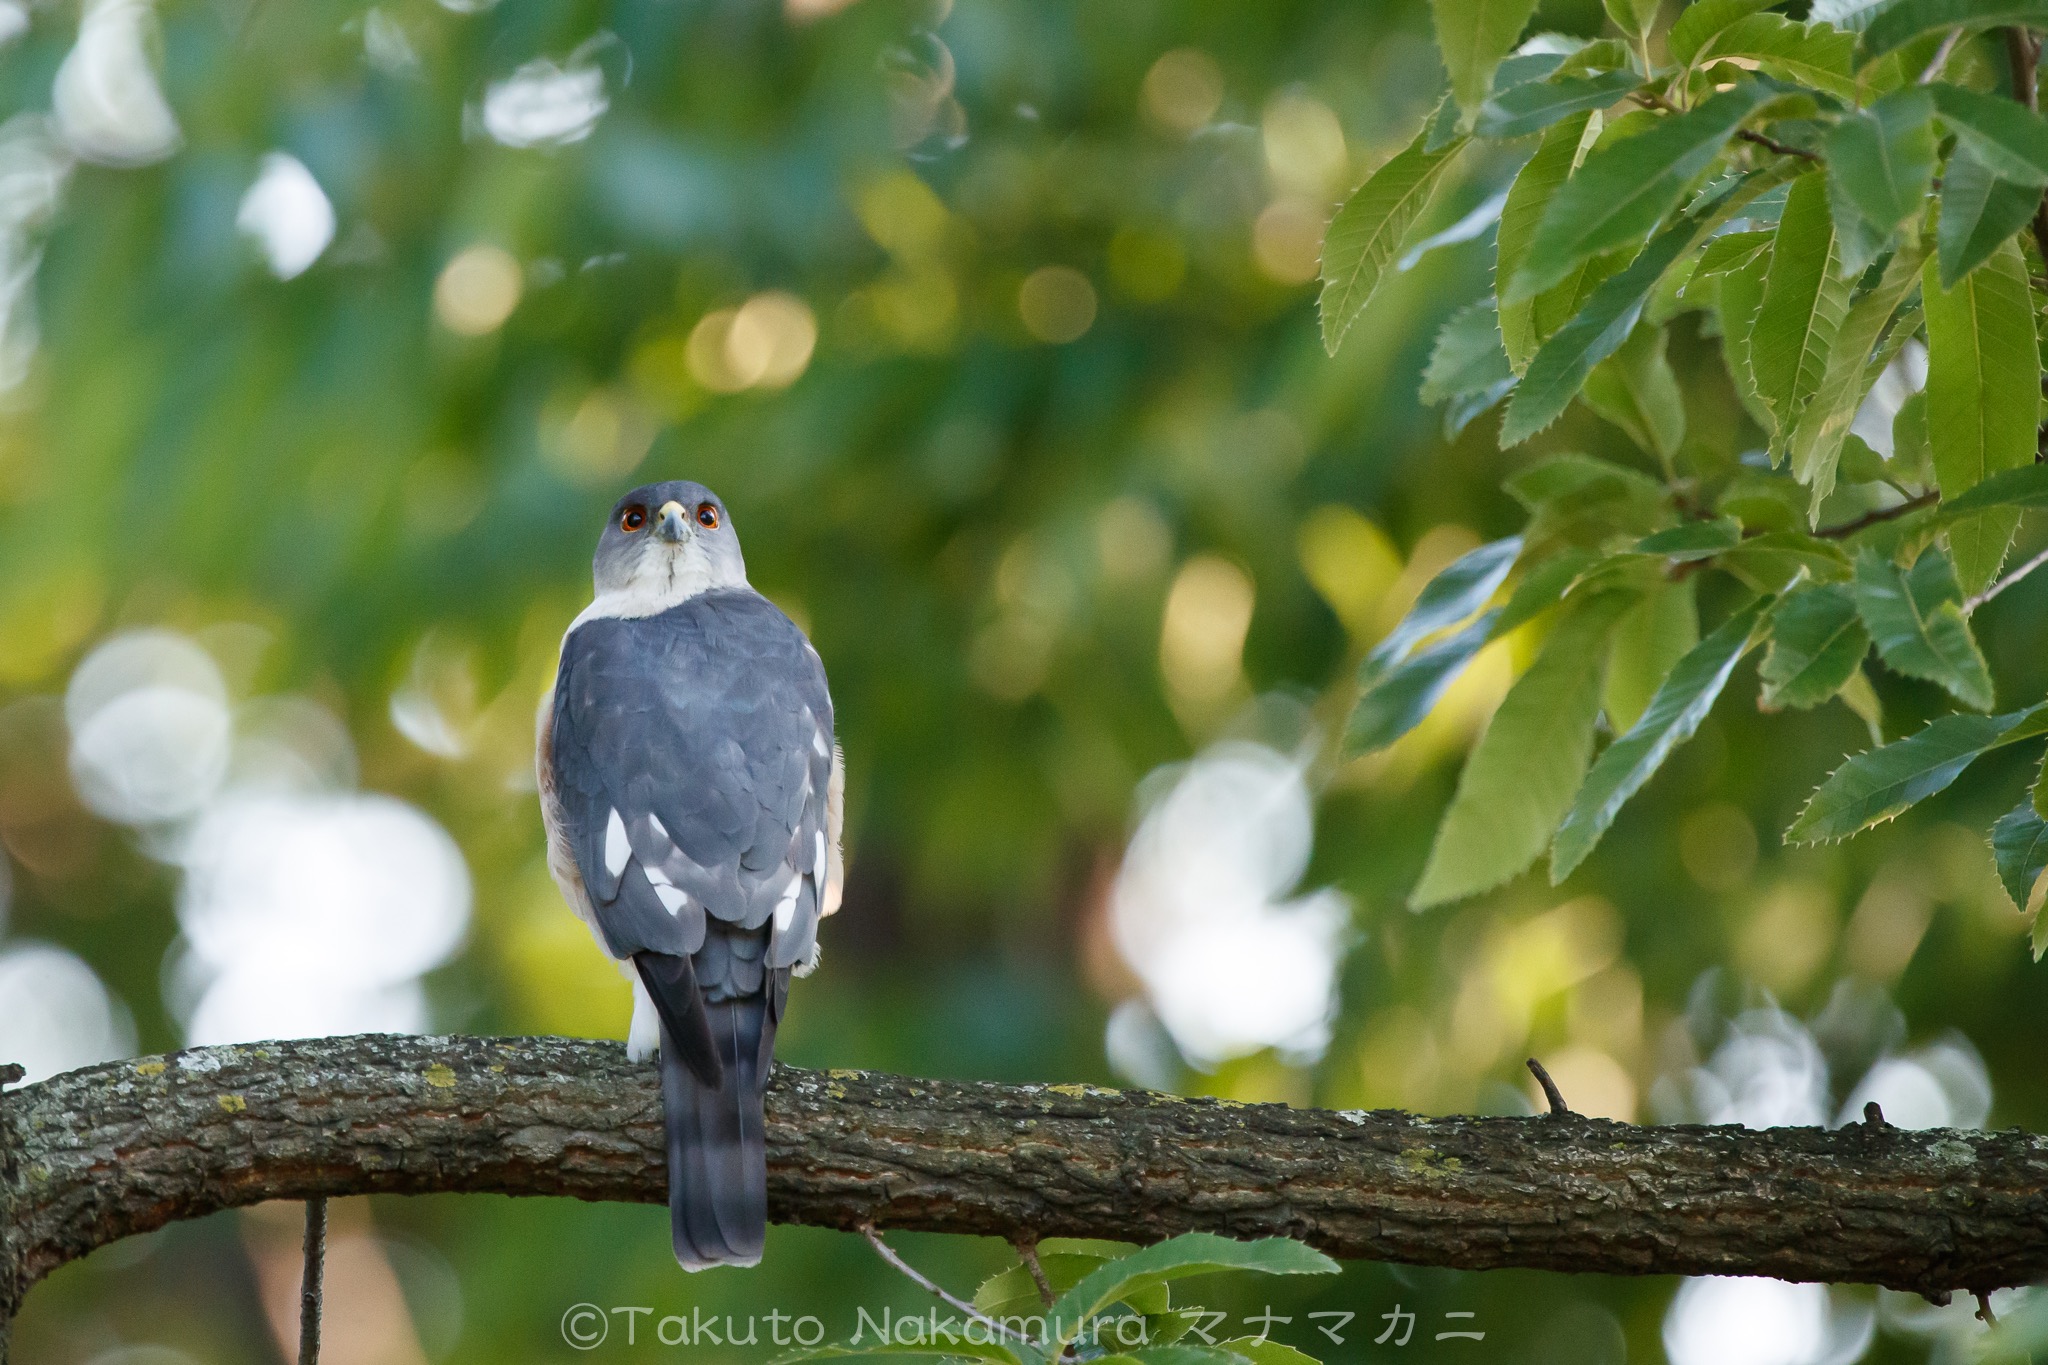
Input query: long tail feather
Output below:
<box><xmin>653</xmin><ymin>995</ymin><xmax>772</xmax><ymax>1270</ymax></box>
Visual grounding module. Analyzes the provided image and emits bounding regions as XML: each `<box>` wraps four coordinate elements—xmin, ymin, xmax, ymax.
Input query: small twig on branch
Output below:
<box><xmin>0</xmin><ymin>1065</ymin><xmax>21</xmax><ymax>1089</ymax></box>
<box><xmin>1814</xmin><ymin>491</ymin><xmax>1939</xmax><ymax>538</ymax></box>
<box><xmin>1864</xmin><ymin>1102</ymin><xmax>1887</xmax><ymax>1129</ymax></box>
<box><xmin>299</xmin><ymin>1198</ymin><xmax>327</xmax><ymax>1365</ymax></box>
<box><xmin>1977</xmin><ymin>1290</ymin><xmax>2000</xmax><ymax>1328</ymax></box>
<box><xmin>1632</xmin><ymin>89</ymin><xmax>1818</xmax><ymax>161</ymax></box>
<box><xmin>860</xmin><ymin>1225</ymin><xmax>1029</xmax><ymax>1343</ymax></box>
<box><xmin>1964</xmin><ymin>543</ymin><xmax>2048</xmax><ymax>614</ymax></box>
<box><xmin>1016</xmin><ymin>1237</ymin><xmax>1056</xmax><ymax>1308</ymax></box>
<box><xmin>1920</xmin><ymin>28</ymin><xmax>1967</xmax><ymax>84</ymax></box>
<box><xmin>1526</xmin><ymin>1058</ymin><xmax>1571</xmax><ymax>1117</ymax></box>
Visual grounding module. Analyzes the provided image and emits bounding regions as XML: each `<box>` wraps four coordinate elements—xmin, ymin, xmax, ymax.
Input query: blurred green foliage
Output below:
<box><xmin>6</xmin><ymin>0</ymin><xmax>2048</xmax><ymax>1362</ymax></box>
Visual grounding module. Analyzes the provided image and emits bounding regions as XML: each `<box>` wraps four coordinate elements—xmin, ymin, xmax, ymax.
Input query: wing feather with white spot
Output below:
<box><xmin>548</xmin><ymin>589</ymin><xmax>834</xmax><ymax>989</ymax></box>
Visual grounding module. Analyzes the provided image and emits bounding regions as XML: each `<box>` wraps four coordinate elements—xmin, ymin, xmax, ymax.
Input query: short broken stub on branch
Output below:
<box><xmin>6</xmin><ymin>1033</ymin><xmax>2048</xmax><ymax>1339</ymax></box>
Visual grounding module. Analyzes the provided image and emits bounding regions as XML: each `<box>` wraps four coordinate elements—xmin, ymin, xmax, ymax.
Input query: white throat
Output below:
<box><xmin>571</xmin><ymin>540</ymin><xmax>746</xmax><ymax>631</ymax></box>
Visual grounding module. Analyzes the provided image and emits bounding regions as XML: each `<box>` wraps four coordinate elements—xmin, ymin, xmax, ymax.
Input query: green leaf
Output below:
<box><xmin>1937</xmin><ymin>144</ymin><xmax>2046</xmax><ymax>289</ymax></box>
<box><xmin>1932</xmin><ymin>461</ymin><xmax>2048</xmax><ymax>520</ymax></box>
<box><xmin>1851</xmin><ymin>547</ymin><xmax>1995</xmax><ymax>709</ymax></box>
<box><xmin>1363</xmin><ymin>536</ymin><xmax>1522</xmax><ymax>680</ymax></box>
<box><xmin>1891</xmin><ymin>389</ymin><xmax>1935</xmax><ymax>486</ymax></box>
<box><xmin>1749</xmin><ymin>172</ymin><xmax>1853</xmax><ymax>447</ymax></box>
<box><xmin>1669</xmin><ymin>0</ymin><xmax>1779</xmax><ymax>65</ymax></box>
<box><xmin>1992</xmin><ymin>797</ymin><xmax>2048</xmax><ymax>909</ymax></box>
<box><xmin>1497</xmin><ymin>546</ymin><xmax>1607</xmax><ymax>630</ymax></box>
<box><xmin>1420</xmin><ymin>299</ymin><xmax>1515</xmax><ymax>404</ymax></box>
<box><xmin>1787</xmin><ymin>240</ymin><xmax>1927</xmax><ymax>507</ymax></box>
<box><xmin>1475</xmin><ymin>69</ymin><xmax>1641</xmax><ymax>141</ymax></box>
<box><xmin>1715</xmin><ymin>236</ymin><xmax>1775</xmax><ymax>427</ymax></box>
<box><xmin>1719</xmin><ymin>530</ymin><xmax>1855</xmax><ymax>592</ymax></box>
<box><xmin>1215</xmin><ymin>1340</ymin><xmax>1322</xmax><ymax>1365</ymax></box>
<box><xmin>1862</xmin><ymin>0</ymin><xmax>2048</xmax><ymax>58</ymax></box>
<box><xmin>1498</xmin><ymin>112</ymin><xmax>1598</xmax><ymax>371</ymax></box>
<box><xmin>1581</xmin><ymin>322</ymin><xmax>1687</xmax><ymax>459</ymax></box>
<box><xmin>1930</xmin><ymin>83</ymin><xmax>2048</xmax><ymax>187</ymax></box>
<box><xmin>1551</xmin><ymin>596</ymin><xmax>1769</xmax><ymax>879</ymax></box>
<box><xmin>1048</xmin><ymin>1236</ymin><xmax>1337</xmax><ymax>1352</ymax></box>
<box><xmin>975</xmin><ymin>1254</ymin><xmax>1166</xmax><ymax>1319</ymax></box>
<box><xmin>774</xmin><ymin>1330</ymin><xmax>1034</xmax><ymax>1365</ymax></box>
<box><xmin>1603</xmin><ymin>576</ymin><xmax>1700</xmax><ymax>732</ymax></box>
<box><xmin>1786</xmin><ymin>705</ymin><xmax>2048</xmax><ymax>842</ymax></box>
<box><xmin>1433</xmin><ymin>0</ymin><xmax>1545</xmax><ymax>121</ymax></box>
<box><xmin>1501</xmin><ymin>219</ymin><xmax>1704</xmax><ymax>443</ymax></box>
<box><xmin>1604</xmin><ymin>0</ymin><xmax>1662</xmax><ymax>38</ymax></box>
<box><xmin>1689</xmin><ymin>14</ymin><xmax>1859</xmax><ymax>99</ymax></box>
<box><xmin>1094</xmin><ymin>1350</ymin><xmax>1252</xmax><ymax>1365</ymax></box>
<box><xmin>1823</xmin><ymin>89</ymin><xmax>1937</xmax><ymax>272</ymax></box>
<box><xmin>1347</xmin><ymin>610</ymin><xmax>1500</xmax><ymax>755</ymax></box>
<box><xmin>1320</xmin><ymin>124</ymin><xmax>1468</xmax><ymax>355</ymax></box>
<box><xmin>1635</xmin><ymin>517</ymin><xmax>1742</xmax><ymax>559</ymax></box>
<box><xmin>1922</xmin><ymin>237</ymin><xmax>2038</xmax><ymax>591</ymax></box>
<box><xmin>1509</xmin><ymin>84</ymin><xmax>1775</xmax><ymax>301</ymax></box>
<box><xmin>1761</xmin><ymin>583</ymin><xmax>1872</xmax><ymax>707</ymax></box>
<box><xmin>1411</xmin><ymin>593</ymin><xmax>1633</xmax><ymax>907</ymax></box>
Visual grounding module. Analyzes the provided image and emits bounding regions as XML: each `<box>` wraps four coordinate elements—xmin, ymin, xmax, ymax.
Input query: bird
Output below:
<box><xmin>537</xmin><ymin>479</ymin><xmax>842</xmax><ymax>1269</ymax></box>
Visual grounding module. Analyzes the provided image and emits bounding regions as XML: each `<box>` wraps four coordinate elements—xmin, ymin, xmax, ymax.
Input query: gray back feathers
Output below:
<box><xmin>550</xmin><ymin>587</ymin><xmax>833</xmax><ymax>997</ymax></box>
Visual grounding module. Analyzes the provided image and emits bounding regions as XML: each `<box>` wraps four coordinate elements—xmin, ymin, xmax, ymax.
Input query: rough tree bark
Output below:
<box><xmin>6</xmin><ymin>1033</ymin><xmax>2048</xmax><ymax>1358</ymax></box>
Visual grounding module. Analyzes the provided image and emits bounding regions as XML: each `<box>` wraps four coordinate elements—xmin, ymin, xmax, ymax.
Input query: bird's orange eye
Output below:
<box><xmin>621</xmin><ymin>506</ymin><xmax>647</xmax><ymax>532</ymax></box>
<box><xmin>696</xmin><ymin>503</ymin><xmax>720</xmax><ymax>529</ymax></box>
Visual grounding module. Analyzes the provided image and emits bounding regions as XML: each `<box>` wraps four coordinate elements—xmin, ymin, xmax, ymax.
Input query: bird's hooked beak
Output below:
<box><xmin>656</xmin><ymin>500</ymin><xmax>689</xmax><ymax>543</ymax></box>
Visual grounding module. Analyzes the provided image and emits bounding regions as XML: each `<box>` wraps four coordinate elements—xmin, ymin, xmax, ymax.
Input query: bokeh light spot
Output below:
<box><xmin>1018</xmin><ymin>266</ymin><xmax>1097</xmax><ymax>344</ymax></box>
<box><xmin>1142</xmin><ymin>48</ymin><xmax>1224</xmax><ymax>134</ymax></box>
<box><xmin>434</xmin><ymin>245</ymin><xmax>522</xmax><ymax>336</ymax></box>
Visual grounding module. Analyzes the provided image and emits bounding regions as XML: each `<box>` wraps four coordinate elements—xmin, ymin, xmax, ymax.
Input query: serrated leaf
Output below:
<box><xmin>1787</xmin><ymin>240</ymin><xmax>1926</xmax><ymax>508</ymax></box>
<box><xmin>1412</xmin><ymin>593</ymin><xmax>1632</xmax><ymax>907</ymax></box>
<box><xmin>1937</xmin><ymin>144</ymin><xmax>2044</xmax><ymax>289</ymax></box>
<box><xmin>1930</xmin><ymin>83</ymin><xmax>2048</xmax><ymax>186</ymax></box>
<box><xmin>1320</xmin><ymin>124</ymin><xmax>1468</xmax><ymax>355</ymax></box>
<box><xmin>1363</xmin><ymin>536</ymin><xmax>1522</xmax><ymax>680</ymax></box>
<box><xmin>1670</xmin><ymin>0</ymin><xmax>1779</xmax><ymax>65</ymax></box>
<box><xmin>1922</xmin><ymin>237</ymin><xmax>2038</xmax><ymax>592</ymax></box>
<box><xmin>1509</xmin><ymin>84</ymin><xmax>1775</xmax><ymax>301</ymax></box>
<box><xmin>1851</xmin><ymin>547</ymin><xmax>1995</xmax><ymax>709</ymax></box>
<box><xmin>1992</xmin><ymin>798</ymin><xmax>2048</xmax><ymax>909</ymax></box>
<box><xmin>1048</xmin><ymin>1236</ymin><xmax>1337</xmax><ymax>1352</ymax></box>
<box><xmin>1892</xmin><ymin>389</ymin><xmax>1934</xmax><ymax>486</ymax></box>
<box><xmin>1582</xmin><ymin>321</ymin><xmax>1688</xmax><ymax>459</ymax></box>
<box><xmin>1786</xmin><ymin>705</ymin><xmax>2048</xmax><ymax>842</ymax></box>
<box><xmin>1434</xmin><ymin>0</ymin><xmax>1545</xmax><ymax>121</ymax></box>
<box><xmin>1932</xmin><ymin>462</ymin><xmax>2048</xmax><ymax>520</ymax></box>
<box><xmin>1551</xmin><ymin>596</ymin><xmax>1769</xmax><ymax>880</ymax></box>
<box><xmin>1501</xmin><ymin>220</ymin><xmax>1702</xmax><ymax>444</ymax></box>
<box><xmin>1347</xmin><ymin>610</ymin><xmax>1500</xmax><ymax>755</ymax></box>
<box><xmin>1718</xmin><ymin>530</ymin><xmax>1854</xmax><ymax>593</ymax></box>
<box><xmin>1604</xmin><ymin>577</ymin><xmax>1700</xmax><ymax>732</ymax></box>
<box><xmin>1761</xmin><ymin>583</ymin><xmax>1871</xmax><ymax>707</ymax></box>
<box><xmin>1497</xmin><ymin>547</ymin><xmax>1606</xmax><ymax>630</ymax></box>
<box><xmin>1690</xmin><ymin>229</ymin><xmax>1773</xmax><ymax>293</ymax></box>
<box><xmin>1690</xmin><ymin>14</ymin><xmax>1859</xmax><ymax>99</ymax></box>
<box><xmin>1715</xmin><ymin>238</ymin><xmax>1775</xmax><ymax>427</ymax></box>
<box><xmin>975</xmin><ymin>1254</ymin><xmax>1165</xmax><ymax>1319</ymax></box>
<box><xmin>1749</xmin><ymin>172</ymin><xmax>1852</xmax><ymax>447</ymax></box>
<box><xmin>1421</xmin><ymin>299</ymin><xmax>1515</xmax><ymax>403</ymax></box>
<box><xmin>1498</xmin><ymin>112</ymin><xmax>1597</xmax><ymax>371</ymax></box>
<box><xmin>1475</xmin><ymin>69</ymin><xmax>1641</xmax><ymax>141</ymax></box>
<box><xmin>1824</xmin><ymin>89</ymin><xmax>1937</xmax><ymax>273</ymax></box>
<box><xmin>1863</xmin><ymin>0</ymin><xmax>2048</xmax><ymax>58</ymax></box>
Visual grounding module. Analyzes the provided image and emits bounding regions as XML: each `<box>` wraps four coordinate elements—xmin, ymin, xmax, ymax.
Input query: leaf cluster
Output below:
<box><xmin>1323</xmin><ymin>0</ymin><xmax>2048</xmax><ymax>921</ymax></box>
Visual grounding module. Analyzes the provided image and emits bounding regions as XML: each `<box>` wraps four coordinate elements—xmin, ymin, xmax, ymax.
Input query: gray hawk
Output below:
<box><xmin>537</xmin><ymin>479</ymin><xmax>843</xmax><ymax>1269</ymax></box>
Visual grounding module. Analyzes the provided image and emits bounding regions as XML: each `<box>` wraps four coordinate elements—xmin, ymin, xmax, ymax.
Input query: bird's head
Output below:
<box><xmin>593</xmin><ymin>479</ymin><xmax>748</xmax><ymax>605</ymax></box>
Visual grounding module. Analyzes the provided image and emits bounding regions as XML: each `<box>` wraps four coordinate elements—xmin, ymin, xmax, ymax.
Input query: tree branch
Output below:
<box><xmin>8</xmin><ymin>1033</ymin><xmax>2048</xmax><ymax>1357</ymax></box>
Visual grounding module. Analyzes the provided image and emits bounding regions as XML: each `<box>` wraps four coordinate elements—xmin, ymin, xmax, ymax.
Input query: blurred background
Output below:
<box><xmin>3</xmin><ymin>0</ymin><xmax>2048</xmax><ymax>1361</ymax></box>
